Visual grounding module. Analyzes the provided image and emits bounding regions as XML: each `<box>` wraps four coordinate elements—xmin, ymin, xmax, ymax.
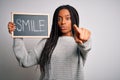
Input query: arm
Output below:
<box><xmin>73</xmin><ymin>24</ymin><xmax>91</xmax><ymax>63</ymax></box>
<box><xmin>8</xmin><ymin>22</ymin><xmax>46</xmax><ymax>67</ymax></box>
<box><xmin>13</xmin><ymin>38</ymin><xmax>46</xmax><ymax>67</ymax></box>
<box><xmin>78</xmin><ymin>38</ymin><xmax>92</xmax><ymax>62</ymax></box>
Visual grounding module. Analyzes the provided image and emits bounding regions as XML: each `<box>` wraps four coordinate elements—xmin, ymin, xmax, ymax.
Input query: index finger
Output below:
<box><xmin>73</xmin><ymin>24</ymin><xmax>79</xmax><ymax>32</ymax></box>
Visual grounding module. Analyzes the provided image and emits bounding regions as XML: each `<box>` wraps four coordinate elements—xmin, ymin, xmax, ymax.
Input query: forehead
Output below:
<box><xmin>58</xmin><ymin>9</ymin><xmax>70</xmax><ymax>17</ymax></box>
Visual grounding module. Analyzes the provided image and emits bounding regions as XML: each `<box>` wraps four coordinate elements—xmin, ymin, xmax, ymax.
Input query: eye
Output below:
<box><xmin>58</xmin><ymin>17</ymin><xmax>62</xmax><ymax>22</ymax></box>
<box><xmin>66</xmin><ymin>17</ymin><xmax>71</xmax><ymax>21</ymax></box>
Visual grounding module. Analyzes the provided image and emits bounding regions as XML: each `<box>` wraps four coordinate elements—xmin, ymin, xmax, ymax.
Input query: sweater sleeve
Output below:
<box><xmin>78</xmin><ymin>38</ymin><xmax>92</xmax><ymax>63</ymax></box>
<box><xmin>13</xmin><ymin>38</ymin><xmax>46</xmax><ymax>67</ymax></box>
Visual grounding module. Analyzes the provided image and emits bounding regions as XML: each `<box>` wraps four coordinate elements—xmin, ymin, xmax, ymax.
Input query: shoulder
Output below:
<box><xmin>37</xmin><ymin>38</ymin><xmax>47</xmax><ymax>46</ymax></box>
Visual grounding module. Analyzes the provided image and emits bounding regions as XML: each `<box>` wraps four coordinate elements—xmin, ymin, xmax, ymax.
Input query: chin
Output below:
<box><xmin>61</xmin><ymin>31</ymin><xmax>67</xmax><ymax>34</ymax></box>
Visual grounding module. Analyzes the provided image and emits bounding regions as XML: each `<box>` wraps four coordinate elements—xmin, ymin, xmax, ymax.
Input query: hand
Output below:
<box><xmin>73</xmin><ymin>24</ymin><xmax>91</xmax><ymax>44</ymax></box>
<box><xmin>8</xmin><ymin>22</ymin><xmax>16</xmax><ymax>34</ymax></box>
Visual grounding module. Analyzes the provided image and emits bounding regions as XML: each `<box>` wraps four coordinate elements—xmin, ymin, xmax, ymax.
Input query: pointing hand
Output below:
<box><xmin>73</xmin><ymin>24</ymin><xmax>91</xmax><ymax>44</ymax></box>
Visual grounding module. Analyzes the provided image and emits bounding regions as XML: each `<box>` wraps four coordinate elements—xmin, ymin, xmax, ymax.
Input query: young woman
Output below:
<box><xmin>8</xmin><ymin>5</ymin><xmax>91</xmax><ymax>80</ymax></box>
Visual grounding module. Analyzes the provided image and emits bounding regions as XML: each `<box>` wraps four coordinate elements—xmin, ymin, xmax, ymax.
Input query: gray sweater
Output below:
<box><xmin>13</xmin><ymin>36</ymin><xmax>91</xmax><ymax>80</ymax></box>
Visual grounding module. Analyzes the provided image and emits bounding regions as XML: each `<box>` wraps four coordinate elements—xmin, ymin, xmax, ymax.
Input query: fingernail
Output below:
<box><xmin>73</xmin><ymin>24</ymin><xmax>76</xmax><ymax>27</ymax></box>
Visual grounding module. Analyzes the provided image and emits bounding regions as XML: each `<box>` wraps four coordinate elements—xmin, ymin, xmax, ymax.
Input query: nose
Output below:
<box><xmin>61</xmin><ymin>18</ymin><xmax>66</xmax><ymax>25</ymax></box>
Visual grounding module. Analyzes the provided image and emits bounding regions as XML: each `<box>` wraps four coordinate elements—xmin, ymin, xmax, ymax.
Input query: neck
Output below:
<box><xmin>62</xmin><ymin>32</ymin><xmax>73</xmax><ymax>36</ymax></box>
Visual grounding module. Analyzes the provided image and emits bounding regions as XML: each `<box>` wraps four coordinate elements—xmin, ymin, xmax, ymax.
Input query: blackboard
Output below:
<box><xmin>12</xmin><ymin>12</ymin><xmax>50</xmax><ymax>38</ymax></box>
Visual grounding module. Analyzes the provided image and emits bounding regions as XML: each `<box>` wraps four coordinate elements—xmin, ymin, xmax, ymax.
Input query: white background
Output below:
<box><xmin>0</xmin><ymin>0</ymin><xmax>120</xmax><ymax>80</ymax></box>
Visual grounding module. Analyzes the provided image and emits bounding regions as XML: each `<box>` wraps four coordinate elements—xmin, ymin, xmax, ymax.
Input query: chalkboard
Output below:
<box><xmin>12</xmin><ymin>12</ymin><xmax>50</xmax><ymax>38</ymax></box>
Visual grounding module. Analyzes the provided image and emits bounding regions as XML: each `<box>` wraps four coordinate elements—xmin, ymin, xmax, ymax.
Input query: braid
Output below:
<box><xmin>38</xmin><ymin>5</ymin><xmax>79</xmax><ymax>75</ymax></box>
<box><xmin>38</xmin><ymin>7</ymin><xmax>60</xmax><ymax>72</ymax></box>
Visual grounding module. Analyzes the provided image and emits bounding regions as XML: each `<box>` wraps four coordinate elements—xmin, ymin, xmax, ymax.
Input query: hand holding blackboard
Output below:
<box><xmin>8</xmin><ymin>22</ymin><xmax>16</xmax><ymax>34</ymax></box>
<box><xmin>11</xmin><ymin>12</ymin><xmax>50</xmax><ymax>38</ymax></box>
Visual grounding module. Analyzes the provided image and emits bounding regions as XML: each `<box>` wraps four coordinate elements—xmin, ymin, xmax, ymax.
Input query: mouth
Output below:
<box><xmin>60</xmin><ymin>26</ymin><xmax>67</xmax><ymax>30</ymax></box>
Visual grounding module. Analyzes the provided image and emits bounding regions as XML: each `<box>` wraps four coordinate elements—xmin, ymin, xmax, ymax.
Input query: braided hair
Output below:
<box><xmin>38</xmin><ymin>5</ymin><xmax>79</xmax><ymax>73</ymax></box>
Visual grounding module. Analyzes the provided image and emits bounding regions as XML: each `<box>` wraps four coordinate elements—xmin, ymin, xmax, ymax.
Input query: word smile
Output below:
<box><xmin>15</xmin><ymin>19</ymin><xmax>45</xmax><ymax>32</ymax></box>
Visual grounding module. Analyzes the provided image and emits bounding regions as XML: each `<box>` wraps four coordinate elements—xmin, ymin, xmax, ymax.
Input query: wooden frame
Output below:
<box><xmin>11</xmin><ymin>12</ymin><xmax>50</xmax><ymax>38</ymax></box>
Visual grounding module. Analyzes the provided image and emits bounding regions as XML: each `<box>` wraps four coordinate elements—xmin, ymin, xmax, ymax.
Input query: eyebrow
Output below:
<box><xmin>58</xmin><ymin>15</ymin><xmax>71</xmax><ymax>17</ymax></box>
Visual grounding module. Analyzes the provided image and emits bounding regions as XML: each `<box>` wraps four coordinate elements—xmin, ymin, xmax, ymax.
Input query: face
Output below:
<box><xmin>58</xmin><ymin>9</ymin><xmax>72</xmax><ymax>36</ymax></box>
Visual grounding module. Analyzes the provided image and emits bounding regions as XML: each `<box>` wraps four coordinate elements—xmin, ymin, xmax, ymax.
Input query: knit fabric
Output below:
<box><xmin>13</xmin><ymin>36</ymin><xmax>91</xmax><ymax>80</ymax></box>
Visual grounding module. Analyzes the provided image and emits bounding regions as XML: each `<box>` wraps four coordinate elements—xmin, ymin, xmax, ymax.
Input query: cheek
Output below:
<box><xmin>57</xmin><ymin>21</ymin><xmax>61</xmax><ymax>27</ymax></box>
<box><xmin>68</xmin><ymin>22</ymin><xmax>72</xmax><ymax>30</ymax></box>
<box><xmin>69</xmin><ymin>26</ymin><xmax>72</xmax><ymax>31</ymax></box>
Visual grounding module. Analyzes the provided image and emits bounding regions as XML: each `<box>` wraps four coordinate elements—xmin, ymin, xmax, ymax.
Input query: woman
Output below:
<box><xmin>8</xmin><ymin>5</ymin><xmax>91</xmax><ymax>80</ymax></box>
